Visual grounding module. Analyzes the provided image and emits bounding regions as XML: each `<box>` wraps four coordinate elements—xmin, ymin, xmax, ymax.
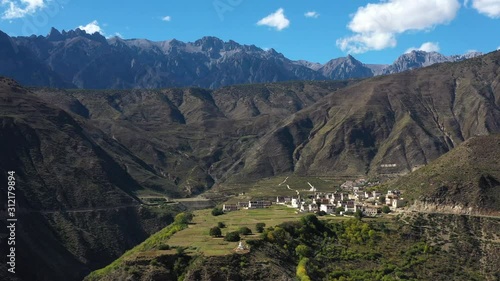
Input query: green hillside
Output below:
<box><xmin>86</xmin><ymin>209</ymin><xmax>500</xmax><ymax>281</ymax></box>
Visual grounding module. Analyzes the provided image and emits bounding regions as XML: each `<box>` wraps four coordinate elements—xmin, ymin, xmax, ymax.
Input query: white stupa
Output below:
<box><xmin>236</xmin><ymin>241</ymin><xmax>247</xmax><ymax>251</ymax></box>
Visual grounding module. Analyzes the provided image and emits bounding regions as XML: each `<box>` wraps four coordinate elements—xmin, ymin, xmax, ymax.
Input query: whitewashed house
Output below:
<box><xmin>223</xmin><ymin>204</ymin><xmax>238</xmax><ymax>212</ymax></box>
<box><xmin>308</xmin><ymin>203</ymin><xmax>319</xmax><ymax>212</ymax></box>
<box><xmin>392</xmin><ymin>199</ymin><xmax>405</xmax><ymax>209</ymax></box>
<box><xmin>363</xmin><ymin>207</ymin><xmax>378</xmax><ymax>217</ymax></box>
<box><xmin>320</xmin><ymin>204</ymin><xmax>336</xmax><ymax>214</ymax></box>
<box><xmin>291</xmin><ymin>198</ymin><xmax>301</xmax><ymax>208</ymax></box>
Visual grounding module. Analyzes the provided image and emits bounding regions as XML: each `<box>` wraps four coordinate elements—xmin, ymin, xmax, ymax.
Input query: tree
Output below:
<box><xmin>354</xmin><ymin>209</ymin><xmax>363</xmax><ymax>220</ymax></box>
<box><xmin>209</xmin><ymin>226</ymin><xmax>222</xmax><ymax>237</ymax></box>
<box><xmin>295</xmin><ymin>244</ymin><xmax>312</xmax><ymax>258</ymax></box>
<box><xmin>239</xmin><ymin>226</ymin><xmax>252</xmax><ymax>235</ymax></box>
<box><xmin>217</xmin><ymin>222</ymin><xmax>226</xmax><ymax>228</ymax></box>
<box><xmin>174</xmin><ymin>212</ymin><xmax>193</xmax><ymax>224</ymax></box>
<box><xmin>158</xmin><ymin>244</ymin><xmax>170</xmax><ymax>250</ymax></box>
<box><xmin>301</xmin><ymin>214</ymin><xmax>319</xmax><ymax>226</ymax></box>
<box><xmin>224</xmin><ymin>231</ymin><xmax>240</xmax><ymax>242</ymax></box>
<box><xmin>335</xmin><ymin>207</ymin><xmax>344</xmax><ymax>215</ymax></box>
<box><xmin>255</xmin><ymin>223</ymin><xmax>266</xmax><ymax>233</ymax></box>
<box><xmin>382</xmin><ymin>205</ymin><xmax>391</xmax><ymax>214</ymax></box>
<box><xmin>211</xmin><ymin>207</ymin><xmax>224</xmax><ymax>216</ymax></box>
<box><xmin>379</xmin><ymin>196</ymin><xmax>386</xmax><ymax>204</ymax></box>
<box><xmin>316</xmin><ymin>210</ymin><xmax>327</xmax><ymax>216</ymax></box>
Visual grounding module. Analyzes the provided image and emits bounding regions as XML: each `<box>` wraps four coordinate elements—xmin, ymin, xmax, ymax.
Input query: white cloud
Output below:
<box><xmin>405</xmin><ymin>42</ymin><xmax>440</xmax><ymax>53</ymax></box>
<box><xmin>471</xmin><ymin>0</ymin><xmax>500</xmax><ymax>18</ymax></box>
<box><xmin>106</xmin><ymin>32</ymin><xmax>122</xmax><ymax>39</ymax></box>
<box><xmin>257</xmin><ymin>8</ymin><xmax>290</xmax><ymax>31</ymax></box>
<box><xmin>304</xmin><ymin>11</ymin><xmax>319</xmax><ymax>18</ymax></box>
<box><xmin>162</xmin><ymin>15</ymin><xmax>171</xmax><ymax>22</ymax></box>
<box><xmin>78</xmin><ymin>20</ymin><xmax>104</xmax><ymax>35</ymax></box>
<box><xmin>336</xmin><ymin>0</ymin><xmax>460</xmax><ymax>54</ymax></box>
<box><xmin>1</xmin><ymin>0</ymin><xmax>45</xmax><ymax>19</ymax></box>
<box><xmin>497</xmin><ymin>46</ymin><xmax>500</xmax><ymax>50</ymax></box>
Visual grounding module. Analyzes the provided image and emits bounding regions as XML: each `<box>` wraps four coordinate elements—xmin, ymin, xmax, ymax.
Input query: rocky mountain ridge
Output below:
<box><xmin>0</xmin><ymin>27</ymin><xmax>484</xmax><ymax>89</ymax></box>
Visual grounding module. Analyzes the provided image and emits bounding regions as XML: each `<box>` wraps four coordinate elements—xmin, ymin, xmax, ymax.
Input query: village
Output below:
<box><xmin>222</xmin><ymin>178</ymin><xmax>406</xmax><ymax>217</ymax></box>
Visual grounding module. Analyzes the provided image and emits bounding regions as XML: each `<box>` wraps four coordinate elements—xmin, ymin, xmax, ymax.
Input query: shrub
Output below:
<box><xmin>224</xmin><ymin>231</ymin><xmax>241</xmax><ymax>242</ymax></box>
<box><xmin>174</xmin><ymin>212</ymin><xmax>194</xmax><ymax>224</ymax></box>
<box><xmin>301</xmin><ymin>214</ymin><xmax>319</xmax><ymax>226</ymax></box>
<box><xmin>158</xmin><ymin>244</ymin><xmax>170</xmax><ymax>250</ymax></box>
<box><xmin>256</xmin><ymin>223</ymin><xmax>266</xmax><ymax>233</ymax></box>
<box><xmin>175</xmin><ymin>247</ymin><xmax>187</xmax><ymax>255</ymax></box>
<box><xmin>382</xmin><ymin>206</ymin><xmax>391</xmax><ymax>214</ymax></box>
<box><xmin>295</xmin><ymin>244</ymin><xmax>312</xmax><ymax>258</ymax></box>
<box><xmin>238</xmin><ymin>226</ymin><xmax>252</xmax><ymax>235</ymax></box>
<box><xmin>212</xmin><ymin>208</ymin><xmax>224</xmax><ymax>216</ymax></box>
<box><xmin>354</xmin><ymin>209</ymin><xmax>363</xmax><ymax>220</ymax></box>
<box><xmin>316</xmin><ymin>210</ymin><xmax>327</xmax><ymax>216</ymax></box>
<box><xmin>209</xmin><ymin>226</ymin><xmax>222</xmax><ymax>237</ymax></box>
<box><xmin>217</xmin><ymin>222</ymin><xmax>226</xmax><ymax>228</ymax></box>
<box><xmin>150</xmin><ymin>258</ymin><xmax>160</xmax><ymax>267</ymax></box>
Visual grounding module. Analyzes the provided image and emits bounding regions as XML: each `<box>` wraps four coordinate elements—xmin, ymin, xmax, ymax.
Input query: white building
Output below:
<box><xmin>308</xmin><ymin>204</ymin><xmax>319</xmax><ymax>212</ymax></box>
<box><xmin>223</xmin><ymin>204</ymin><xmax>238</xmax><ymax>212</ymax></box>
<box><xmin>291</xmin><ymin>198</ymin><xmax>302</xmax><ymax>208</ymax></box>
<box><xmin>320</xmin><ymin>204</ymin><xmax>336</xmax><ymax>214</ymax></box>
<box><xmin>363</xmin><ymin>207</ymin><xmax>378</xmax><ymax>217</ymax></box>
<box><xmin>392</xmin><ymin>199</ymin><xmax>405</xmax><ymax>209</ymax></box>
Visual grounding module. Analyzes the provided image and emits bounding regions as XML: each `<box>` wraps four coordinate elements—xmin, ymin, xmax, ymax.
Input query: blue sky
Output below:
<box><xmin>1</xmin><ymin>0</ymin><xmax>500</xmax><ymax>64</ymax></box>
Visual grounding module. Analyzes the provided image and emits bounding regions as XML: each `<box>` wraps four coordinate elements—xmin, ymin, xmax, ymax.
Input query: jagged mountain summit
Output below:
<box><xmin>318</xmin><ymin>55</ymin><xmax>374</xmax><ymax>80</ymax></box>
<box><xmin>381</xmin><ymin>50</ymin><xmax>483</xmax><ymax>74</ymax></box>
<box><xmin>6</xmin><ymin>28</ymin><xmax>323</xmax><ymax>89</ymax></box>
<box><xmin>0</xmin><ymin>27</ymin><xmax>485</xmax><ymax>89</ymax></box>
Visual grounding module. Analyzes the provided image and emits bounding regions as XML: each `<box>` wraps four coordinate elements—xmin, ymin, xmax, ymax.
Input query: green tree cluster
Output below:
<box><xmin>209</xmin><ymin>226</ymin><xmax>222</xmax><ymax>237</ymax></box>
<box><xmin>255</xmin><ymin>223</ymin><xmax>266</xmax><ymax>233</ymax></box>
<box><xmin>224</xmin><ymin>231</ymin><xmax>240</xmax><ymax>242</ymax></box>
<box><xmin>211</xmin><ymin>207</ymin><xmax>224</xmax><ymax>216</ymax></box>
<box><xmin>174</xmin><ymin>212</ymin><xmax>194</xmax><ymax>225</ymax></box>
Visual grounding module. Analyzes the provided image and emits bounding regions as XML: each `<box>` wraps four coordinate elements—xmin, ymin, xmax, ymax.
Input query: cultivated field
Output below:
<box><xmin>167</xmin><ymin>205</ymin><xmax>344</xmax><ymax>256</ymax></box>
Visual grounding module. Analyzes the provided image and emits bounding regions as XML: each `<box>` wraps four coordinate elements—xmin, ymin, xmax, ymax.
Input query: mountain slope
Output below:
<box><xmin>0</xmin><ymin>77</ymin><xmax>180</xmax><ymax>281</ymax></box>
<box><xmin>388</xmin><ymin>134</ymin><xmax>500</xmax><ymax>215</ymax></box>
<box><xmin>33</xmin><ymin>81</ymin><xmax>353</xmax><ymax>195</ymax></box>
<box><xmin>224</xmin><ymin>51</ymin><xmax>500</xmax><ymax>182</ymax></box>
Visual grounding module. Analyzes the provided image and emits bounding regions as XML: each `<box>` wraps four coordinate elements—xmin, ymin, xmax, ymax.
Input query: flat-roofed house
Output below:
<box><xmin>237</xmin><ymin>201</ymin><xmax>249</xmax><ymax>209</ymax></box>
<box><xmin>320</xmin><ymin>204</ymin><xmax>336</xmax><ymax>214</ymax></box>
<box><xmin>223</xmin><ymin>204</ymin><xmax>238</xmax><ymax>212</ymax></box>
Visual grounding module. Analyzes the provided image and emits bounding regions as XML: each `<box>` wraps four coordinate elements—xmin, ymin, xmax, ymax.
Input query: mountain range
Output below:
<box><xmin>0</xmin><ymin>27</ymin><xmax>484</xmax><ymax>89</ymax></box>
